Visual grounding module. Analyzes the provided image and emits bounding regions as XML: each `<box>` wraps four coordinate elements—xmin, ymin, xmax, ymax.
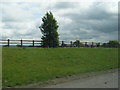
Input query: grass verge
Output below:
<box><xmin>2</xmin><ymin>47</ymin><xmax>118</xmax><ymax>87</ymax></box>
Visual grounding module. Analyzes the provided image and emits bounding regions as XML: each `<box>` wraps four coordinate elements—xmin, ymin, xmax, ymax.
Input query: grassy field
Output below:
<box><xmin>2</xmin><ymin>47</ymin><xmax>118</xmax><ymax>87</ymax></box>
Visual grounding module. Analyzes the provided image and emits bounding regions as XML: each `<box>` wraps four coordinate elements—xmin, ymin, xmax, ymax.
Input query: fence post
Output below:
<box><xmin>33</xmin><ymin>40</ymin><xmax>34</xmax><ymax>47</ymax></box>
<box><xmin>8</xmin><ymin>39</ymin><xmax>10</xmax><ymax>47</ymax></box>
<box><xmin>70</xmin><ymin>41</ymin><xmax>73</xmax><ymax>47</ymax></box>
<box><xmin>91</xmin><ymin>42</ymin><xmax>94</xmax><ymax>47</ymax></box>
<box><xmin>97</xmin><ymin>42</ymin><xmax>100</xmax><ymax>47</ymax></box>
<box><xmin>62</xmin><ymin>41</ymin><xmax>64</xmax><ymax>47</ymax></box>
<box><xmin>96</xmin><ymin>43</ymin><xmax>98</xmax><ymax>47</ymax></box>
<box><xmin>85</xmin><ymin>42</ymin><xmax>87</xmax><ymax>47</ymax></box>
<box><xmin>78</xmin><ymin>41</ymin><xmax>80</xmax><ymax>47</ymax></box>
<box><xmin>21</xmin><ymin>39</ymin><xmax>23</xmax><ymax>47</ymax></box>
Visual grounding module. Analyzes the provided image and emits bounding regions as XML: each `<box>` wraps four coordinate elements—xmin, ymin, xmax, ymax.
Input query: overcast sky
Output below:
<box><xmin>0</xmin><ymin>1</ymin><xmax>118</xmax><ymax>42</ymax></box>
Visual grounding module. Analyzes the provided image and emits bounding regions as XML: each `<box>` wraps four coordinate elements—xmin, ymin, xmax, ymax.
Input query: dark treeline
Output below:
<box><xmin>60</xmin><ymin>40</ymin><xmax>120</xmax><ymax>48</ymax></box>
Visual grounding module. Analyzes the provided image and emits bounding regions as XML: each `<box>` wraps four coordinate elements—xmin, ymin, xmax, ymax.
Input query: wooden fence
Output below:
<box><xmin>0</xmin><ymin>39</ymin><xmax>41</xmax><ymax>47</ymax></box>
<box><xmin>0</xmin><ymin>39</ymin><xmax>102</xmax><ymax>47</ymax></box>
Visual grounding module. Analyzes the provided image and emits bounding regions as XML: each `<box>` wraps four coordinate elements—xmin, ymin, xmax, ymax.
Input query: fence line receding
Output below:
<box><xmin>0</xmin><ymin>39</ymin><xmax>104</xmax><ymax>47</ymax></box>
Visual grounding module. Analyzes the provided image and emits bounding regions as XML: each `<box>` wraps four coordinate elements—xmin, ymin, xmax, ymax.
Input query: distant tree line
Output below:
<box><xmin>60</xmin><ymin>40</ymin><xmax>120</xmax><ymax>48</ymax></box>
<box><xmin>101</xmin><ymin>40</ymin><xmax>120</xmax><ymax>48</ymax></box>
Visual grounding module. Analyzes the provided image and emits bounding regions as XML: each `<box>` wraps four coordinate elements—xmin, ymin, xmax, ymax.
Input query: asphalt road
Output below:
<box><xmin>44</xmin><ymin>69</ymin><xmax>119</xmax><ymax>88</ymax></box>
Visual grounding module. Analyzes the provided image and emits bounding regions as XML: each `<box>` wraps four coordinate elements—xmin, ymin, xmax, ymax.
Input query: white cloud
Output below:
<box><xmin>2</xmin><ymin>3</ymin><xmax>34</xmax><ymax>22</ymax></box>
<box><xmin>1</xmin><ymin>0</ymin><xmax>119</xmax><ymax>2</ymax></box>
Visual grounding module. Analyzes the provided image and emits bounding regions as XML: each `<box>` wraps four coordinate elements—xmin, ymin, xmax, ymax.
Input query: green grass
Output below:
<box><xmin>2</xmin><ymin>47</ymin><xmax>118</xmax><ymax>87</ymax></box>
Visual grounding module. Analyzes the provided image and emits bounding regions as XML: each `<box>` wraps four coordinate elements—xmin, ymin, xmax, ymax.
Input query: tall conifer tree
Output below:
<box><xmin>39</xmin><ymin>12</ymin><xmax>59</xmax><ymax>47</ymax></box>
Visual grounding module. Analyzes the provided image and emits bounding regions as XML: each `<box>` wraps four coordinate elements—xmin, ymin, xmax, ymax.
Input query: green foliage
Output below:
<box><xmin>73</xmin><ymin>40</ymin><xmax>84</xmax><ymax>47</ymax></box>
<box><xmin>61</xmin><ymin>41</ymin><xmax>67</xmax><ymax>47</ymax></box>
<box><xmin>96</xmin><ymin>42</ymin><xmax>100</xmax><ymax>47</ymax></box>
<box><xmin>101</xmin><ymin>40</ymin><xmax>120</xmax><ymax>48</ymax></box>
<box><xmin>101</xmin><ymin>43</ymin><xmax>108</xmax><ymax>47</ymax></box>
<box><xmin>107</xmin><ymin>40</ymin><xmax>120</xmax><ymax>48</ymax></box>
<box><xmin>2</xmin><ymin>47</ymin><xmax>118</xmax><ymax>87</ymax></box>
<box><xmin>39</xmin><ymin>11</ymin><xmax>59</xmax><ymax>48</ymax></box>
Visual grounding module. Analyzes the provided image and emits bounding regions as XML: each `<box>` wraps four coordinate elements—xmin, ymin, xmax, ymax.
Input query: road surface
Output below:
<box><xmin>44</xmin><ymin>69</ymin><xmax>119</xmax><ymax>88</ymax></box>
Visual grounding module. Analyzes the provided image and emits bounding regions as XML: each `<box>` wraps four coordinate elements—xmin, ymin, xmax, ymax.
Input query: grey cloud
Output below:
<box><xmin>2</xmin><ymin>22</ymin><xmax>19</xmax><ymax>29</ymax></box>
<box><xmin>53</xmin><ymin>2</ymin><xmax>118</xmax><ymax>42</ymax></box>
<box><xmin>1</xmin><ymin>2</ymin><xmax>118</xmax><ymax>42</ymax></box>
<box><xmin>2</xmin><ymin>13</ymin><xmax>15</xmax><ymax>22</ymax></box>
<box><xmin>52</xmin><ymin>2</ymin><xmax>77</xmax><ymax>9</ymax></box>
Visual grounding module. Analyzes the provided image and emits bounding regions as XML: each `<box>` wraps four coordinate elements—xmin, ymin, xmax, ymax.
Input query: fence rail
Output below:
<box><xmin>0</xmin><ymin>39</ymin><xmax>104</xmax><ymax>48</ymax></box>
